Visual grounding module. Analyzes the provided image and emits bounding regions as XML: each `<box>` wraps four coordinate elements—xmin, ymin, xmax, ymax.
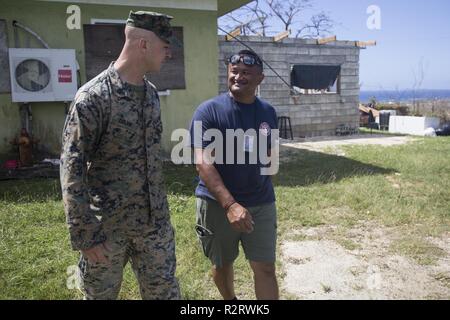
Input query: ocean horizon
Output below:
<box><xmin>359</xmin><ymin>89</ymin><xmax>450</xmax><ymax>103</ymax></box>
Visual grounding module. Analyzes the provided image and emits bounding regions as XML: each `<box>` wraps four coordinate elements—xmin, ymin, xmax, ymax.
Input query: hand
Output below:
<box><xmin>81</xmin><ymin>242</ymin><xmax>112</xmax><ymax>265</ymax></box>
<box><xmin>226</xmin><ymin>203</ymin><xmax>254</xmax><ymax>233</ymax></box>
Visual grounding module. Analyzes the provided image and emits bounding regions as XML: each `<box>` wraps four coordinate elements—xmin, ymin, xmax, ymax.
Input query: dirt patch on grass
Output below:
<box><xmin>281</xmin><ymin>223</ymin><xmax>450</xmax><ymax>299</ymax></box>
<box><xmin>280</xmin><ymin>135</ymin><xmax>414</xmax><ymax>159</ymax></box>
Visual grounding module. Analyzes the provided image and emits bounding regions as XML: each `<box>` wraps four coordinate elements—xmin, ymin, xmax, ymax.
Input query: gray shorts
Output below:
<box><xmin>195</xmin><ymin>197</ymin><xmax>277</xmax><ymax>268</ymax></box>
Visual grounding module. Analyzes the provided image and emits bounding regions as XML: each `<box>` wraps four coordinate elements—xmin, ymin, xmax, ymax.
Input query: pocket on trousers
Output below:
<box><xmin>78</xmin><ymin>255</ymin><xmax>90</xmax><ymax>280</ymax></box>
<box><xmin>195</xmin><ymin>224</ymin><xmax>215</xmax><ymax>258</ymax></box>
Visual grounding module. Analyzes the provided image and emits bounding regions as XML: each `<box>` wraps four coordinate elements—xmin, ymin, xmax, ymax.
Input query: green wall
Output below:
<box><xmin>0</xmin><ymin>95</ymin><xmax>21</xmax><ymax>160</ymax></box>
<box><xmin>0</xmin><ymin>0</ymin><xmax>219</xmax><ymax>156</ymax></box>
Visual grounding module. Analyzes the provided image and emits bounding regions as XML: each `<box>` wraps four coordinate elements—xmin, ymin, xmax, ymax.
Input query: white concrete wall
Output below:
<box><xmin>389</xmin><ymin>116</ymin><xmax>441</xmax><ymax>136</ymax></box>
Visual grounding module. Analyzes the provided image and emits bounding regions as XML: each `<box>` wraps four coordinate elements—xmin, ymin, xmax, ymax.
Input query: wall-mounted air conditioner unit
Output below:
<box><xmin>9</xmin><ymin>48</ymin><xmax>78</xmax><ymax>103</ymax></box>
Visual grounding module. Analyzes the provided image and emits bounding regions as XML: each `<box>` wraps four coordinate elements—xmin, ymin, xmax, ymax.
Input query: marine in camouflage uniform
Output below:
<box><xmin>60</xmin><ymin>11</ymin><xmax>180</xmax><ymax>300</ymax></box>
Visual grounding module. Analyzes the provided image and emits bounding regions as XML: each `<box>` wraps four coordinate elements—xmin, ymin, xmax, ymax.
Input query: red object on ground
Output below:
<box><xmin>4</xmin><ymin>160</ymin><xmax>19</xmax><ymax>170</ymax></box>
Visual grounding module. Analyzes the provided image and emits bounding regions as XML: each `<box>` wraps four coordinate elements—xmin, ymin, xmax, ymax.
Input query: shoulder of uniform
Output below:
<box><xmin>74</xmin><ymin>71</ymin><xmax>110</xmax><ymax>105</ymax></box>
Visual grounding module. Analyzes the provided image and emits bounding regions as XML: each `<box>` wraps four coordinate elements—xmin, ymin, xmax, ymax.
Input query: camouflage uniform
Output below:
<box><xmin>60</xmin><ymin>62</ymin><xmax>180</xmax><ymax>300</ymax></box>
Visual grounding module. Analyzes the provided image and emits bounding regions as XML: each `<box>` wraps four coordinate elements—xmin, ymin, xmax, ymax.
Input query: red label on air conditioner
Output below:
<box><xmin>58</xmin><ymin>69</ymin><xmax>72</xmax><ymax>83</ymax></box>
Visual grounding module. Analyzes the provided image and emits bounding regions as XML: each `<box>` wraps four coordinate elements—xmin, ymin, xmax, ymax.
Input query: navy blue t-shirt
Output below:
<box><xmin>189</xmin><ymin>93</ymin><xmax>278</xmax><ymax>207</ymax></box>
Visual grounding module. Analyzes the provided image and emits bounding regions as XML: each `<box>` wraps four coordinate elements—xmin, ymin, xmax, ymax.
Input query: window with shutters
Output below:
<box><xmin>83</xmin><ymin>23</ymin><xmax>185</xmax><ymax>90</ymax></box>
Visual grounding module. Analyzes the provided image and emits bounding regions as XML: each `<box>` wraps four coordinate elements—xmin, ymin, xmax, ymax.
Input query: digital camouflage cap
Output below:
<box><xmin>126</xmin><ymin>10</ymin><xmax>173</xmax><ymax>43</ymax></box>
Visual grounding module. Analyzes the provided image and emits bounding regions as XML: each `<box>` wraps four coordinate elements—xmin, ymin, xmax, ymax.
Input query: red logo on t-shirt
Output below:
<box><xmin>259</xmin><ymin>122</ymin><xmax>271</xmax><ymax>136</ymax></box>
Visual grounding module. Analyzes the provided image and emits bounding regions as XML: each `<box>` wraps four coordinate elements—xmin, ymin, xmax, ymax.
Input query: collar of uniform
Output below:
<box><xmin>143</xmin><ymin>75</ymin><xmax>157</xmax><ymax>102</ymax></box>
<box><xmin>107</xmin><ymin>62</ymin><xmax>130</xmax><ymax>98</ymax></box>
<box><xmin>107</xmin><ymin>62</ymin><xmax>156</xmax><ymax>103</ymax></box>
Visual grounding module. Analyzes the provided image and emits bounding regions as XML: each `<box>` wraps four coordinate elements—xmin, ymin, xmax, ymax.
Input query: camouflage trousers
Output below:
<box><xmin>78</xmin><ymin>218</ymin><xmax>180</xmax><ymax>300</ymax></box>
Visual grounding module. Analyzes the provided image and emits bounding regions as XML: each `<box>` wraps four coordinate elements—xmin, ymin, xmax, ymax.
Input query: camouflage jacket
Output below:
<box><xmin>60</xmin><ymin>63</ymin><xmax>169</xmax><ymax>250</ymax></box>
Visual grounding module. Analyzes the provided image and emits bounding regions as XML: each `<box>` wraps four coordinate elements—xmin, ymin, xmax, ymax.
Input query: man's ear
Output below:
<box><xmin>139</xmin><ymin>38</ymin><xmax>149</xmax><ymax>50</ymax></box>
<box><xmin>258</xmin><ymin>72</ymin><xmax>265</xmax><ymax>84</ymax></box>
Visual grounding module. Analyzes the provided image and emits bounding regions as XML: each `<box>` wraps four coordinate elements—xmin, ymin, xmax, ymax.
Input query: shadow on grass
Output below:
<box><xmin>274</xmin><ymin>148</ymin><xmax>395</xmax><ymax>187</ymax></box>
<box><xmin>163</xmin><ymin>162</ymin><xmax>198</xmax><ymax>197</ymax></box>
<box><xmin>0</xmin><ymin>178</ymin><xmax>62</xmax><ymax>203</ymax></box>
<box><xmin>0</xmin><ymin>150</ymin><xmax>395</xmax><ymax>201</ymax></box>
<box><xmin>0</xmin><ymin>165</ymin><xmax>197</xmax><ymax>203</ymax></box>
<box><xmin>163</xmin><ymin>148</ymin><xmax>396</xmax><ymax>196</ymax></box>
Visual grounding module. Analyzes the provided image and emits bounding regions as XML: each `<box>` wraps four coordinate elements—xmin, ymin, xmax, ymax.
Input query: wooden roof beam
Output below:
<box><xmin>356</xmin><ymin>40</ymin><xmax>377</xmax><ymax>48</ymax></box>
<box><xmin>317</xmin><ymin>35</ymin><xmax>336</xmax><ymax>45</ymax></box>
<box><xmin>273</xmin><ymin>30</ymin><xmax>290</xmax><ymax>42</ymax></box>
<box><xmin>225</xmin><ymin>27</ymin><xmax>241</xmax><ymax>41</ymax></box>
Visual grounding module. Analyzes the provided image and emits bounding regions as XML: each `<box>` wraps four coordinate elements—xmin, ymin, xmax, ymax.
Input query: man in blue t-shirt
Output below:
<box><xmin>189</xmin><ymin>50</ymin><xmax>279</xmax><ymax>300</ymax></box>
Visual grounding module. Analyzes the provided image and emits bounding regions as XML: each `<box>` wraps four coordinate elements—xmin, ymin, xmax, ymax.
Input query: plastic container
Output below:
<box><xmin>4</xmin><ymin>159</ymin><xmax>19</xmax><ymax>170</ymax></box>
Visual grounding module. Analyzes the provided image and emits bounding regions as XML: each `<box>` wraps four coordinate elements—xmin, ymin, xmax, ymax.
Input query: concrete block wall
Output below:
<box><xmin>219</xmin><ymin>36</ymin><xmax>361</xmax><ymax>137</ymax></box>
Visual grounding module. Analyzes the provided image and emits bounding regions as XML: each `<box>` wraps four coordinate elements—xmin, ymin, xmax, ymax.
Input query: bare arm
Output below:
<box><xmin>195</xmin><ymin>148</ymin><xmax>254</xmax><ymax>233</ymax></box>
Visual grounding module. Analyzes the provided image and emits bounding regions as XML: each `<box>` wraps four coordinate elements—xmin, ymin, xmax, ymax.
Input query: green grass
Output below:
<box><xmin>1</xmin><ymin>136</ymin><xmax>449</xmax><ymax>299</ymax></box>
<box><xmin>390</xmin><ymin>236</ymin><xmax>446</xmax><ymax>266</ymax></box>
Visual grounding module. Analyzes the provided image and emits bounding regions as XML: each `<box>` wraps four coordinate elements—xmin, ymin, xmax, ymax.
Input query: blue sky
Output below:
<box><xmin>221</xmin><ymin>0</ymin><xmax>450</xmax><ymax>90</ymax></box>
<box><xmin>314</xmin><ymin>0</ymin><xmax>450</xmax><ymax>91</ymax></box>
